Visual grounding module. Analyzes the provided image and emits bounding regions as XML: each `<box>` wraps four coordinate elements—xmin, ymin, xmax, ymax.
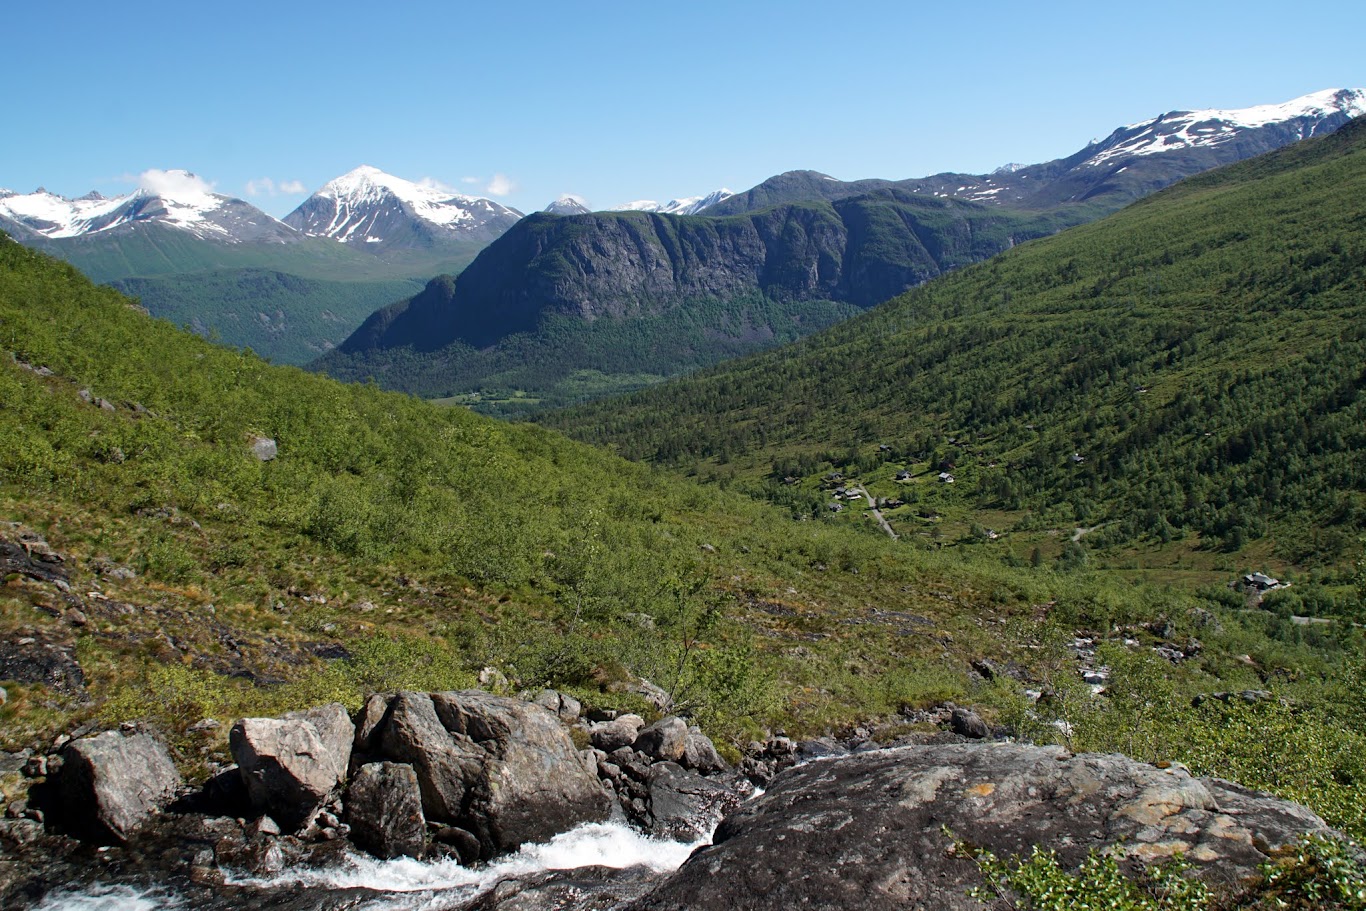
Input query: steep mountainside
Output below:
<box><xmin>314</xmin><ymin>197</ymin><xmax>1073</xmax><ymax>407</ymax></box>
<box><xmin>611</xmin><ymin>188</ymin><xmax>734</xmax><ymax>215</ymax></box>
<box><xmin>545</xmin><ymin>118</ymin><xmax>1366</xmax><ymax>574</ymax></box>
<box><xmin>319</xmin><ymin>90</ymin><xmax>1363</xmax><ymax>408</ymax></box>
<box><xmin>108</xmin><ymin>270</ymin><xmax>422</xmax><ymax>363</ymax></box>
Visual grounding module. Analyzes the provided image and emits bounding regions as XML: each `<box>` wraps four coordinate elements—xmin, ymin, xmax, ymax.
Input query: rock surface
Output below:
<box><xmin>633</xmin><ymin>717</ymin><xmax>688</xmax><ymax>763</ymax></box>
<box><xmin>58</xmin><ymin>731</ymin><xmax>181</xmax><ymax>842</ymax></box>
<box><xmin>345</xmin><ymin>761</ymin><xmax>426</xmax><ymax>859</ymax></box>
<box><xmin>230</xmin><ymin>703</ymin><xmax>353</xmax><ymax>831</ymax></box>
<box><xmin>629</xmin><ymin>743</ymin><xmax>1333</xmax><ymax>910</ymax></box>
<box><xmin>431</xmin><ymin>690</ymin><xmax>613</xmax><ymax>857</ymax></box>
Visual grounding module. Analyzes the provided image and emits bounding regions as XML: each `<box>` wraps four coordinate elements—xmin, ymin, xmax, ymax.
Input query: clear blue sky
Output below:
<box><xmin>5</xmin><ymin>0</ymin><xmax>1362</xmax><ymax>217</ymax></box>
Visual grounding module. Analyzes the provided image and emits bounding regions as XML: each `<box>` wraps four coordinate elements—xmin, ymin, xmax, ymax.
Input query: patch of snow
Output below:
<box><xmin>1088</xmin><ymin>88</ymin><xmax>1366</xmax><ymax>167</ymax></box>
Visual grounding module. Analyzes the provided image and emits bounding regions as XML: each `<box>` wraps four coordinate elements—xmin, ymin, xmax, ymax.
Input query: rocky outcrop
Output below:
<box><xmin>633</xmin><ymin>717</ymin><xmax>688</xmax><ymax>763</ymax></box>
<box><xmin>58</xmin><ymin>731</ymin><xmax>181</xmax><ymax>842</ymax></box>
<box><xmin>644</xmin><ymin>762</ymin><xmax>743</xmax><ymax>841</ymax></box>
<box><xmin>229</xmin><ymin>703</ymin><xmax>353</xmax><ymax>832</ymax></box>
<box><xmin>345</xmin><ymin>761</ymin><xmax>426</xmax><ymax>859</ymax></box>
<box><xmin>630</xmin><ymin>743</ymin><xmax>1334</xmax><ymax>910</ymax></box>
<box><xmin>368</xmin><ymin>690</ymin><xmax>613</xmax><ymax>858</ymax></box>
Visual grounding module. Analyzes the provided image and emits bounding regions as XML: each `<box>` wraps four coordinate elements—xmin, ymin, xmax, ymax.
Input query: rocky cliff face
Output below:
<box><xmin>335</xmin><ymin>196</ymin><xmax>1053</xmax><ymax>354</ymax></box>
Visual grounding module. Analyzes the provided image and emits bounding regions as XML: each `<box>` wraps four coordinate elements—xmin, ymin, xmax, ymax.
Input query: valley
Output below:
<box><xmin>1</xmin><ymin>79</ymin><xmax>1364</xmax><ymax>910</ymax></box>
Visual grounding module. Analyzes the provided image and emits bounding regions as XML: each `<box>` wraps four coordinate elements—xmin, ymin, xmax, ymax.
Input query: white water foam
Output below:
<box><xmin>29</xmin><ymin>884</ymin><xmax>185</xmax><ymax>911</ymax></box>
<box><xmin>227</xmin><ymin>820</ymin><xmax>705</xmax><ymax>908</ymax></box>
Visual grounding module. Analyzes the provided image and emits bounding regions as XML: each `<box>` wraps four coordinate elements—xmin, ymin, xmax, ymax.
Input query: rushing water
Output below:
<box><xmin>31</xmin><ymin>821</ymin><xmax>707</xmax><ymax>911</ymax></box>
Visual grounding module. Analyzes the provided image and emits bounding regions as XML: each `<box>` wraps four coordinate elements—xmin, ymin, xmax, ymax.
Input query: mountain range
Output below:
<box><xmin>316</xmin><ymin>88</ymin><xmax>1366</xmax><ymax>412</ymax></box>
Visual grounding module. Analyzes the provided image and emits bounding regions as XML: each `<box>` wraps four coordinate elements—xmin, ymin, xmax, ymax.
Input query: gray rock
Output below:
<box><xmin>229</xmin><ymin>703</ymin><xmax>353</xmax><ymax>832</ymax></box>
<box><xmin>345</xmin><ymin>761</ymin><xmax>426</xmax><ymax>859</ymax></box>
<box><xmin>949</xmin><ymin>707</ymin><xmax>990</xmax><ymax>739</ymax></box>
<box><xmin>629</xmin><ymin>743</ymin><xmax>1332</xmax><ymax>910</ymax></box>
<box><xmin>377</xmin><ymin>691</ymin><xmax>483</xmax><ymax>824</ymax></box>
<box><xmin>634</xmin><ymin>717</ymin><xmax>688</xmax><ymax>763</ymax></box>
<box><xmin>59</xmin><ymin>731</ymin><xmax>181</xmax><ymax>842</ymax></box>
<box><xmin>353</xmin><ymin>692</ymin><xmax>392</xmax><ymax>755</ymax></box>
<box><xmin>429</xmin><ymin>690</ymin><xmax>612</xmax><ymax>857</ymax></box>
<box><xmin>532</xmin><ymin>689</ymin><xmax>581</xmax><ymax>723</ymax></box>
<box><xmin>645</xmin><ymin>762</ymin><xmax>743</xmax><ymax>841</ymax></box>
<box><xmin>590</xmin><ymin>714</ymin><xmax>645</xmax><ymax>752</ymax></box>
<box><xmin>248</xmin><ymin>435</ymin><xmax>277</xmax><ymax>461</ymax></box>
<box><xmin>681</xmin><ymin>730</ymin><xmax>728</xmax><ymax>773</ymax></box>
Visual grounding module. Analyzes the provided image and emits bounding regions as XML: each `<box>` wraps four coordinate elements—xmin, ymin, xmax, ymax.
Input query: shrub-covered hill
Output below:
<box><xmin>1</xmin><ymin>231</ymin><xmax>1363</xmax><ymax>843</ymax></box>
<box><xmin>544</xmin><ymin>118</ymin><xmax>1366</xmax><ymax>578</ymax></box>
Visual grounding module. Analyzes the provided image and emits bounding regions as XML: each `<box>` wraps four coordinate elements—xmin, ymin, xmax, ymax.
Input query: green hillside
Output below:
<box><xmin>1</xmin><ymin>228</ymin><xmax>1363</xmax><ymax>849</ymax></box>
<box><xmin>544</xmin><ymin>120</ymin><xmax>1366</xmax><ymax>583</ymax></box>
<box><xmin>110</xmin><ymin>269</ymin><xmax>421</xmax><ymax>364</ymax></box>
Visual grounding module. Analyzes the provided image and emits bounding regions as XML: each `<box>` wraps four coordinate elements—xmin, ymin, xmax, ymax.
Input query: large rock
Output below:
<box><xmin>630</xmin><ymin>743</ymin><xmax>1332</xmax><ymax>910</ymax></box>
<box><xmin>681</xmin><ymin>730</ymin><xmax>727</xmax><ymax>773</ymax></box>
<box><xmin>633</xmin><ymin>717</ymin><xmax>688</xmax><ymax>763</ymax></box>
<box><xmin>376</xmin><ymin>691</ymin><xmax>484</xmax><ymax>824</ymax></box>
<box><xmin>645</xmin><ymin>762</ymin><xmax>743</xmax><ymax>841</ymax></box>
<box><xmin>589</xmin><ymin>714</ymin><xmax>645</xmax><ymax>752</ymax></box>
<box><xmin>429</xmin><ymin>690</ymin><xmax>612</xmax><ymax>857</ymax></box>
<box><xmin>59</xmin><ymin>731</ymin><xmax>181</xmax><ymax>842</ymax></box>
<box><xmin>345</xmin><ymin>761</ymin><xmax>426</xmax><ymax>859</ymax></box>
<box><xmin>230</xmin><ymin>703</ymin><xmax>353</xmax><ymax>831</ymax></box>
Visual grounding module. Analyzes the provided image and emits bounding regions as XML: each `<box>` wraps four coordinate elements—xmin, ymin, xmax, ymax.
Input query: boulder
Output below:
<box><xmin>345</xmin><ymin>762</ymin><xmax>426</xmax><ymax>859</ymax></box>
<box><xmin>352</xmin><ymin>692</ymin><xmax>392</xmax><ymax>755</ymax></box>
<box><xmin>645</xmin><ymin>762</ymin><xmax>743</xmax><ymax>841</ymax></box>
<box><xmin>377</xmin><ymin>691</ymin><xmax>484</xmax><ymax>824</ymax></box>
<box><xmin>949</xmin><ymin>707</ymin><xmax>990</xmax><ymax>739</ymax></box>
<box><xmin>429</xmin><ymin>690</ymin><xmax>612</xmax><ymax>857</ymax></box>
<box><xmin>248</xmin><ymin>435</ymin><xmax>277</xmax><ymax>461</ymax></box>
<box><xmin>634</xmin><ymin>717</ymin><xmax>688</xmax><ymax>763</ymax></box>
<box><xmin>532</xmin><ymin>689</ymin><xmax>582</xmax><ymax>723</ymax></box>
<box><xmin>59</xmin><ymin>731</ymin><xmax>181</xmax><ymax>842</ymax></box>
<box><xmin>628</xmin><ymin>743</ymin><xmax>1332</xmax><ymax>910</ymax></box>
<box><xmin>230</xmin><ymin>703</ymin><xmax>353</xmax><ymax>831</ymax></box>
<box><xmin>590</xmin><ymin>714</ymin><xmax>645</xmax><ymax>752</ymax></box>
<box><xmin>681</xmin><ymin>730</ymin><xmax>727</xmax><ymax>773</ymax></box>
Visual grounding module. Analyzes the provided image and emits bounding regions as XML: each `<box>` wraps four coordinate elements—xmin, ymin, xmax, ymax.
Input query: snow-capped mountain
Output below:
<box><xmin>284</xmin><ymin>166</ymin><xmax>522</xmax><ymax>247</ymax></box>
<box><xmin>0</xmin><ymin>171</ymin><xmax>292</xmax><ymax>243</ymax></box>
<box><xmin>611</xmin><ymin>188</ymin><xmax>734</xmax><ymax>216</ymax></box>
<box><xmin>713</xmin><ymin>88</ymin><xmax>1366</xmax><ymax>216</ymax></box>
<box><xmin>544</xmin><ymin>195</ymin><xmax>591</xmax><ymax>216</ymax></box>
<box><xmin>1083</xmin><ymin>88</ymin><xmax>1366</xmax><ymax>168</ymax></box>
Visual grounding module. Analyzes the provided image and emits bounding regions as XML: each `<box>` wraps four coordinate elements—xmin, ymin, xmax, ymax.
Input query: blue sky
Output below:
<box><xmin>5</xmin><ymin>0</ymin><xmax>1362</xmax><ymax>217</ymax></box>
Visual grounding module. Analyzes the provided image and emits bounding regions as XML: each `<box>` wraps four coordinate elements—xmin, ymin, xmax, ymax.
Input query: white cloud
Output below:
<box><xmin>485</xmin><ymin>173</ymin><xmax>516</xmax><ymax>196</ymax></box>
<box><xmin>460</xmin><ymin>176</ymin><xmax>480</xmax><ymax>185</ymax></box>
<box><xmin>138</xmin><ymin>169</ymin><xmax>216</xmax><ymax>201</ymax></box>
<box><xmin>417</xmin><ymin>176</ymin><xmax>457</xmax><ymax>194</ymax></box>
<box><xmin>245</xmin><ymin>177</ymin><xmax>308</xmax><ymax>197</ymax></box>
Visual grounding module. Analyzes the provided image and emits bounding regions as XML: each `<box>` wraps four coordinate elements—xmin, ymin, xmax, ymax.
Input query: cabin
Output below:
<box><xmin>938</xmin><ymin>472</ymin><xmax>955</xmax><ymax>484</ymax></box>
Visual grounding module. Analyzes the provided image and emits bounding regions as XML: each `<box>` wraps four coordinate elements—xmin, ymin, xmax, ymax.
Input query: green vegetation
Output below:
<box><xmin>545</xmin><ymin>118</ymin><xmax>1366</xmax><ymax>576</ymax></box>
<box><xmin>0</xmin><ymin>119</ymin><xmax>1364</xmax><ymax>908</ymax></box>
<box><xmin>320</xmin><ymin>292</ymin><xmax>859</xmax><ymax>416</ymax></box>
<box><xmin>965</xmin><ymin>836</ymin><xmax>1366</xmax><ymax>910</ymax></box>
<box><xmin>111</xmin><ymin>269</ymin><xmax>420</xmax><ymax>364</ymax></box>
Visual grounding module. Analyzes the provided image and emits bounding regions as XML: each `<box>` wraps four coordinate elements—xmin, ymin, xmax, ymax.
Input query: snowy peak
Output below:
<box><xmin>544</xmin><ymin>195</ymin><xmax>591</xmax><ymax>216</ymax></box>
<box><xmin>1085</xmin><ymin>88</ymin><xmax>1366</xmax><ymax>167</ymax></box>
<box><xmin>0</xmin><ymin>170</ymin><xmax>284</xmax><ymax>241</ymax></box>
<box><xmin>285</xmin><ymin>166</ymin><xmax>522</xmax><ymax>245</ymax></box>
<box><xmin>611</xmin><ymin>188</ymin><xmax>734</xmax><ymax>216</ymax></box>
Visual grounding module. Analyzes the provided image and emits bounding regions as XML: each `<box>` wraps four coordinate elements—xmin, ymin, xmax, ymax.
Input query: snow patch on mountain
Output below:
<box><xmin>1087</xmin><ymin>88</ymin><xmax>1366</xmax><ymax>167</ymax></box>
<box><xmin>611</xmin><ymin>188</ymin><xmax>734</xmax><ymax>216</ymax></box>
<box><xmin>287</xmin><ymin>165</ymin><xmax>522</xmax><ymax>243</ymax></box>
<box><xmin>544</xmin><ymin>195</ymin><xmax>591</xmax><ymax>215</ymax></box>
<box><xmin>0</xmin><ymin>170</ymin><xmax>245</xmax><ymax>239</ymax></box>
